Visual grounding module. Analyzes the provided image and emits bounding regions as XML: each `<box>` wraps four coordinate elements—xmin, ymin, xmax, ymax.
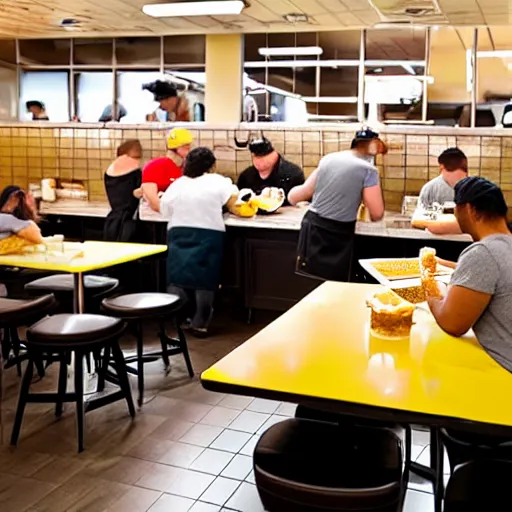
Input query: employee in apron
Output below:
<box><xmin>288</xmin><ymin>128</ymin><xmax>387</xmax><ymax>282</ymax></box>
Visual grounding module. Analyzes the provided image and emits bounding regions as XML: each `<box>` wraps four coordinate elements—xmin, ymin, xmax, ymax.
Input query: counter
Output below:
<box><xmin>39</xmin><ymin>201</ymin><xmax>472</xmax><ymax>243</ymax></box>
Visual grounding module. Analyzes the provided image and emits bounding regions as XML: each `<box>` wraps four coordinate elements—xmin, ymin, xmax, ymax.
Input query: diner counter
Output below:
<box><xmin>39</xmin><ymin>201</ymin><xmax>472</xmax><ymax>243</ymax></box>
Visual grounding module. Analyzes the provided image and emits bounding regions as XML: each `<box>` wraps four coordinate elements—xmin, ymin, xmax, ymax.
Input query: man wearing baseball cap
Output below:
<box><xmin>288</xmin><ymin>127</ymin><xmax>387</xmax><ymax>281</ymax></box>
<box><xmin>237</xmin><ymin>137</ymin><xmax>305</xmax><ymax>204</ymax></box>
<box><xmin>143</xmin><ymin>80</ymin><xmax>190</xmax><ymax>122</ymax></box>
<box><xmin>139</xmin><ymin>127</ymin><xmax>193</xmax><ymax>212</ymax></box>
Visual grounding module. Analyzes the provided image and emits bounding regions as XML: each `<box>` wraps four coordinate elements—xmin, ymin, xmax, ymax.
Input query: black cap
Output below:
<box><xmin>454</xmin><ymin>176</ymin><xmax>508</xmax><ymax>217</ymax></box>
<box><xmin>26</xmin><ymin>101</ymin><xmax>45</xmax><ymax>110</ymax></box>
<box><xmin>351</xmin><ymin>127</ymin><xmax>379</xmax><ymax>149</ymax></box>
<box><xmin>142</xmin><ymin>80</ymin><xmax>177</xmax><ymax>101</ymax></box>
<box><xmin>249</xmin><ymin>137</ymin><xmax>274</xmax><ymax>157</ymax></box>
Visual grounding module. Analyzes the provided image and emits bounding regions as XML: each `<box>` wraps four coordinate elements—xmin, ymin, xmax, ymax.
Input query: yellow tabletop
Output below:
<box><xmin>202</xmin><ymin>282</ymin><xmax>512</xmax><ymax>432</ymax></box>
<box><xmin>0</xmin><ymin>241</ymin><xmax>167</xmax><ymax>273</ymax></box>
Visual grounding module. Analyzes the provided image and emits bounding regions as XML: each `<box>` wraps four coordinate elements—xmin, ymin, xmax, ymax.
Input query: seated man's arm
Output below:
<box><xmin>288</xmin><ymin>169</ymin><xmax>318</xmax><ymax>206</ymax></box>
<box><xmin>427</xmin><ymin>246</ymin><xmax>496</xmax><ymax>337</ymax></box>
<box><xmin>426</xmin><ymin>217</ymin><xmax>462</xmax><ymax>235</ymax></box>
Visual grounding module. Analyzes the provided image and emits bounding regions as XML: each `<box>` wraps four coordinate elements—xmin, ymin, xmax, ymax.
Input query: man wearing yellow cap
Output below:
<box><xmin>139</xmin><ymin>128</ymin><xmax>193</xmax><ymax>212</ymax></box>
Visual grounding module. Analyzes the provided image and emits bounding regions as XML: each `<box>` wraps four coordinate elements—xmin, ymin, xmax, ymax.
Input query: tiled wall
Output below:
<box><xmin>1</xmin><ymin>124</ymin><xmax>512</xmax><ymax>211</ymax></box>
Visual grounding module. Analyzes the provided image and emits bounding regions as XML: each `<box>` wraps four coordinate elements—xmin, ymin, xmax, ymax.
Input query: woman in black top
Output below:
<box><xmin>104</xmin><ymin>139</ymin><xmax>142</xmax><ymax>242</ymax></box>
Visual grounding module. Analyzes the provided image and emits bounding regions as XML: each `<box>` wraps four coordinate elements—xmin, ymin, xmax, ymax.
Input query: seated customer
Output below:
<box><xmin>237</xmin><ymin>137</ymin><xmax>304</xmax><ymax>204</ymax></box>
<box><xmin>424</xmin><ymin>177</ymin><xmax>512</xmax><ymax>367</ymax></box>
<box><xmin>104</xmin><ymin>139</ymin><xmax>142</xmax><ymax>242</ymax></box>
<box><xmin>414</xmin><ymin>148</ymin><xmax>468</xmax><ymax>235</ymax></box>
<box><xmin>160</xmin><ymin>147</ymin><xmax>237</xmax><ymax>337</ymax></box>
<box><xmin>0</xmin><ymin>186</ymin><xmax>42</xmax><ymax>244</ymax></box>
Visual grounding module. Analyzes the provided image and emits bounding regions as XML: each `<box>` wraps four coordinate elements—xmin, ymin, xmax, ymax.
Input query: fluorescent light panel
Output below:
<box><xmin>142</xmin><ymin>1</ymin><xmax>244</xmax><ymax>17</ymax></box>
<box><xmin>302</xmin><ymin>96</ymin><xmax>357</xmax><ymax>103</ymax></box>
<box><xmin>258</xmin><ymin>46</ymin><xmax>323</xmax><ymax>57</ymax></box>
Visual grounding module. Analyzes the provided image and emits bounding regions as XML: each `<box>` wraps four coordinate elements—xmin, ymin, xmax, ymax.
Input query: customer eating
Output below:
<box><xmin>237</xmin><ymin>137</ymin><xmax>304</xmax><ymax>203</ymax></box>
<box><xmin>104</xmin><ymin>139</ymin><xmax>143</xmax><ymax>242</ymax></box>
<box><xmin>413</xmin><ymin>148</ymin><xmax>468</xmax><ymax>235</ymax></box>
<box><xmin>288</xmin><ymin>128</ymin><xmax>386</xmax><ymax>281</ymax></box>
<box><xmin>424</xmin><ymin>177</ymin><xmax>512</xmax><ymax>372</ymax></box>
<box><xmin>160</xmin><ymin>147</ymin><xmax>237</xmax><ymax>337</ymax></box>
<box><xmin>139</xmin><ymin>127</ymin><xmax>193</xmax><ymax>212</ymax></box>
<box><xmin>0</xmin><ymin>186</ymin><xmax>42</xmax><ymax>245</ymax></box>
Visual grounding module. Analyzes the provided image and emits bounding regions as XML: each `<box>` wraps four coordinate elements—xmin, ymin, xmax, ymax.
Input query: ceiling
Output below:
<box><xmin>0</xmin><ymin>0</ymin><xmax>510</xmax><ymax>38</ymax></box>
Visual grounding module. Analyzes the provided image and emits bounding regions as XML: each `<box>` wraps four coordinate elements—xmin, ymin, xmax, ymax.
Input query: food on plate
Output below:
<box><xmin>371</xmin><ymin>259</ymin><xmax>422</xmax><ymax>278</ymax></box>
<box><xmin>392</xmin><ymin>285</ymin><xmax>426</xmax><ymax>304</ymax></box>
<box><xmin>0</xmin><ymin>235</ymin><xmax>34</xmax><ymax>256</ymax></box>
<box><xmin>255</xmin><ymin>187</ymin><xmax>285</xmax><ymax>213</ymax></box>
<box><xmin>419</xmin><ymin>247</ymin><xmax>437</xmax><ymax>275</ymax></box>
<box><xmin>231</xmin><ymin>187</ymin><xmax>285</xmax><ymax>218</ymax></box>
<box><xmin>366</xmin><ymin>289</ymin><xmax>415</xmax><ymax>338</ymax></box>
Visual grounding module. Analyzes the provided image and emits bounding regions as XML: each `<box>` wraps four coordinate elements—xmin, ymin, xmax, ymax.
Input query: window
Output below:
<box><xmin>75</xmin><ymin>72</ymin><xmax>114</xmax><ymax>122</ymax></box>
<box><xmin>116</xmin><ymin>37</ymin><xmax>161</xmax><ymax>67</ymax></box>
<box><xmin>19</xmin><ymin>39</ymin><xmax>71</xmax><ymax>66</ymax></box>
<box><xmin>117</xmin><ymin>71</ymin><xmax>162</xmax><ymax>123</ymax></box>
<box><xmin>20</xmin><ymin>71</ymin><xmax>69</xmax><ymax>121</ymax></box>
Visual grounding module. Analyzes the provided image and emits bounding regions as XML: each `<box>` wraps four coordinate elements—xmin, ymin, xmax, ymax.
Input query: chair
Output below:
<box><xmin>101</xmin><ymin>293</ymin><xmax>194</xmax><ymax>406</ymax></box>
<box><xmin>444</xmin><ymin>459</ymin><xmax>512</xmax><ymax>512</ymax></box>
<box><xmin>440</xmin><ymin>427</ymin><xmax>512</xmax><ymax>474</ymax></box>
<box><xmin>254</xmin><ymin>418</ymin><xmax>406</xmax><ymax>512</ymax></box>
<box><xmin>0</xmin><ymin>294</ymin><xmax>56</xmax><ymax>376</ymax></box>
<box><xmin>10</xmin><ymin>313</ymin><xmax>135</xmax><ymax>452</ymax></box>
<box><xmin>25</xmin><ymin>274</ymin><xmax>119</xmax><ymax>312</ymax></box>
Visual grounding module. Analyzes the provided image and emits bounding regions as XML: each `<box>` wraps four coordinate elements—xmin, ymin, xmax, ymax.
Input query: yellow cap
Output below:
<box><xmin>167</xmin><ymin>128</ymin><xmax>193</xmax><ymax>150</ymax></box>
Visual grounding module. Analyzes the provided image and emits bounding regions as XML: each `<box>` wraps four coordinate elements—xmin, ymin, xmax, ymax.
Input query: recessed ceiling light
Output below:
<box><xmin>142</xmin><ymin>1</ymin><xmax>244</xmax><ymax>17</ymax></box>
<box><xmin>258</xmin><ymin>46</ymin><xmax>323</xmax><ymax>57</ymax></box>
<box><xmin>283</xmin><ymin>13</ymin><xmax>309</xmax><ymax>23</ymax></box>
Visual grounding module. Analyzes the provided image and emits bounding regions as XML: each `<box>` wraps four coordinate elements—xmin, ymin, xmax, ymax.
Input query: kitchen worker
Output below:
<box><xmin>237</xmin><ymin>137</ymin><xmax>304</xmax><ymax>204</ymax></box>
<box><xmin>288</xmin><ymin>128</ymin><xmax>386</xmax><ymax>282</ymax></box>
<box><xmin>143</xmin><ymin>80</ymin><xmax>190</xmax><ymax>122</ymax></box>
<box><xmin>139</xmin><ymin>127</ymin><xmax>193</xmax><ymax>212</ymax></box>
<box><xmin>424</xmin><ymin>177</ymin><xmax>512</xmax><ymax>451</ymax></box>
<box><xmin>160</xmin><ymin>147</ymin><xmax>238</xmax><ymax>337</ymax></box>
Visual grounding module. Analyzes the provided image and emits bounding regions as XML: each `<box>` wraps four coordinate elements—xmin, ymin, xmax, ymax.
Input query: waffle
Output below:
<box><xmin>367</xmin><ymin>289</ymin><xmax>415</xmax><ymax>338</ymax></box>
<box><xmin>0</xmin><ymin>235</ymin><xmax>33</xmax><ymax>256</ymax></box>
<box><xmin>392</xmin><ymin>286</ymin><xmax>426</xmax><ymax>304</ymax></box>
<box><xmin>419</xmin><ymin>247</ymin><xmax>437</xmax><ymax>275</ymax></box>
<box><xmin>371</xmin><ymin>259</ymin><xmax>421</xmax><ymax>278</ymax></box>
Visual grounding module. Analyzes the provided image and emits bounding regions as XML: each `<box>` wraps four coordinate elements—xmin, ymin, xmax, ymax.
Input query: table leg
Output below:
<box><xmin>73</xmin><ymin>272</ymin><xmax>85</xmax><ymax>314</ymax></box>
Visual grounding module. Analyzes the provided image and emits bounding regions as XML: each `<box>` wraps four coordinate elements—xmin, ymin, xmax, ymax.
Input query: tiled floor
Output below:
<box><xmin>0</xmin><ymin>315</ymin><xmax>439</xmax><ymax>511</ymax></box>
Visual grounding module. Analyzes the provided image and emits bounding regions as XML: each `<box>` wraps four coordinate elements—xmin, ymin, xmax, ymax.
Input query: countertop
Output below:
<box><xmin>39</xmin><ymin>201</ymin><xmax>472</xmax><ymax>242</ymax></box>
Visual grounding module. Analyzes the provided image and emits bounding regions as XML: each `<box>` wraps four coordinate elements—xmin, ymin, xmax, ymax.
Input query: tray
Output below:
<box><xmin>359</xmin><ymin>257</ymin><xmax>453</xmax><ymax>288</ymax></box>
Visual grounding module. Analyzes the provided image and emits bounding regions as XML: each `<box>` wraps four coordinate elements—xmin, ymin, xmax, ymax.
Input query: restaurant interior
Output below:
<box><xmin>1</xmin><ymin>0</ymin><xmax>512</xmax><ymax>511</ymax></box>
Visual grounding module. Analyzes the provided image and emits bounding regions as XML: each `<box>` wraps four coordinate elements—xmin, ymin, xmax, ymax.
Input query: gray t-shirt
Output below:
<box><xmin>310</xmin><ymin>151</ymin><xmax>379</xmax><ymax>223</ymax></box>
<box><xmin>418</xmin><ymin>175</ymin><xmax>454</xmax><ymax>208</ymax></box>
<box><xmin>450</xmin><ymin>234</ymin><xmax>512</xmax><ymax>372</ymax></box>
<box><xmin>0</xmin><ymin>213</ymin><xmax>30</xmax><ymax>240</ymax></box>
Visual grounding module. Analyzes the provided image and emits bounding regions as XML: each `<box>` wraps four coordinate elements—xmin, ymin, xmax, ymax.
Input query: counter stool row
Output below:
<box><xmin>0</xmin><ymin>279</ymin><xmax>194</xmax><ymax>452</ymax></box>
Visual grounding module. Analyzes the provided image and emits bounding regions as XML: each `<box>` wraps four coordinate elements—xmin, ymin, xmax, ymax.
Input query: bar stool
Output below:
<box><xmin>444</xmin><ymin>459</ymin><xmax>512</xmax><ymax>512</ymax></box>
<box><xmin>0</xmin><ymin>294</ymin><xmax>56</xmax><ymax>376</ymax></box>
<box><xmin>25</xmin><ymin>274</ymin><xmax>119</xmax><ymax>313</ymax></box>
<box><xmin>10</xmin><ymin>313</ymin><xmax>135</xmax><ymax>452</ymax></box>
<box><xmin>254</xmin><ymin>418</ymin><xmax>406</xmax><ymax>512</ymax></box>
<box><xmin>101</xmin><ymin>293</ymin><xmax>194</xmax><ymax>407</ymax></box>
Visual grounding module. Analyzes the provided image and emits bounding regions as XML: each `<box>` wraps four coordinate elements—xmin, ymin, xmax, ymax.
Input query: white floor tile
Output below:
<box><xmin>404</xmin><ymin>489</ymin><xmax>435</xmax><ymax>512</ymax></box>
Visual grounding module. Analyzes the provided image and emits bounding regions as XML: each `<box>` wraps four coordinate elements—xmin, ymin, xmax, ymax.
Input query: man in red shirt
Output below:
<box><xmin>140</xmin><ymin>128</ymin><xmax>193</xmax><ymax>211</ymax></box>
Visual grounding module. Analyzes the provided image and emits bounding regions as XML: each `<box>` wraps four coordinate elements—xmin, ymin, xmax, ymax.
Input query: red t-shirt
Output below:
<box><xmin>142</xmin><ymin>157</ymin><xmax>183</xmax><ymax>192</ymax></box>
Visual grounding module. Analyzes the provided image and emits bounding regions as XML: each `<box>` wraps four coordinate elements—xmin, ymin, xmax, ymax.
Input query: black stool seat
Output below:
<box><xmin>11</xmin><ymin>313</ymin><xmax>135</xmax><ymax>452</ymax></box>
<box><xmin>26</xmin><ymin>275</ymin><xmax>119</xmax><ymax>294</ymax></box>
<box><xmin>101</xmin><ymin>292</ymin><xmax>193</xmax><ymax>407</ymax></box>
<box><xmin>102</xmin><ymin>293</ymin><xmax>181</xmax><ymax>319</ymax></box>
<box><xmin>444</xmin><ymin>459</ymin><xmax>512</xmax><ymax>512</ymax></box>
<box><xmin>28</xmin><ymin>314</ymin><xmax>125</xmax><ymax>348</ymax></box>
<box><xmin>0</xmin><ymin>294</ymin><xmax>56</xmax><ymax>325</ymax></box>
<box><xmin>254</xmin><ymin>418</ymin><xmax>404</xmax><ymax>512</ymax></box>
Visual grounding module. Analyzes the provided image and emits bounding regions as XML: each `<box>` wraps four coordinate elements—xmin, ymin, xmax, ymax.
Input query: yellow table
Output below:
<box><xmin>0</xmin><ymin>241</ymin><xmax>167</xmax><ymax>313</ymax></box>
<box><xmin>202</xmin><ymin>281</ymin><xmax>512</xmax><ymax>435</ymax></box>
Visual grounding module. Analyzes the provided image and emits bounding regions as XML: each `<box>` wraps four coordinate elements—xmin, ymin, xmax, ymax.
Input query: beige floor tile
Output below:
<box><xmin>157</xmin><ymin>441</ymin><xmax>204</xmax><ymax>468</ymax></box>
<box><xmin>179</xmin><ymin>424</ymin><xmax>224</xmax><ymax>448</ymax></box>
<box><xmin>104</xmin><ymin>487</ymin><xmax>162</xmax><ymax>512</ymax></box>
<box><xmin>81</xmin><ymin>456</ymin><xmax>156</xmax><ymax>485</ymax></box>
<box><xmin>199</xmin><ymin>406</ymin><xmax>241</xmax><ymax>428</ymax></box>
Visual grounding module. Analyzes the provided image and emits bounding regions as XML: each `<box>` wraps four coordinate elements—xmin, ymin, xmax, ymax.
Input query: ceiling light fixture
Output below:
<box><xmin>258</xmin><ymin>46</ymin><xmax>323</xmax><ymax>57</ymax></box>
<box><xmin>142</xmin><ymin>1</ymin><xmax>244</xmax><ymax>17</ymax></box>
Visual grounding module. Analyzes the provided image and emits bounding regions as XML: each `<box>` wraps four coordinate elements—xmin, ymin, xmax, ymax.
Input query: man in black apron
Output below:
<box><xmin>289</xmin><ymin>128</ymin><xmax>387</xmax><ymax>282</ymax></box>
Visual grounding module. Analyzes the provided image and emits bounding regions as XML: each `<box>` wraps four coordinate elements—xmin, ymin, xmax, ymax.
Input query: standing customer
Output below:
<box><xmin>139</xmin><ymin>128</ymin><xmax>193</xmax><ymax>212</ymax></box>
<box><xmin>160</xmin><ymin>147</ymin><xmax>237</xmax><ymax>337</ymax></box>
<box><xmin>237</xmin><ymin>137</ymin><xmax>304</xmax><ymax>203</ymax></box>
<box><xmin>288</xmin><ymin>128</ymin><xmax>386</xmax><ymax>282</ymax></box>
<box><xmin>104</xmin><ymin>139</ymin><xmax>142</xmax><ymax>242</ymax></box>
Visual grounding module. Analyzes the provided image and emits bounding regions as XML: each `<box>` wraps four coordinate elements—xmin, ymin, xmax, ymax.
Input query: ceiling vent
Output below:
<box><xmin>369</xmin><ymin>0</ymin><xmax>446</xmax><ymax>23</ymax></box>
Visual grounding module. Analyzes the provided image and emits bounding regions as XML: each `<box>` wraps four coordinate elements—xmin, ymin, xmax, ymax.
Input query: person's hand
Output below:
<box><xmin>133</xmin><ymin>188</ymin><xmax>143</xmax><ymax>199</ymax></box>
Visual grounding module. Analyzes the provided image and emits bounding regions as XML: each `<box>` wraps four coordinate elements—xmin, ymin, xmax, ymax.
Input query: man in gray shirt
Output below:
<box><xmin>425</xmin><ymin>176</ymin><xmax>512</xmax><ymax>373</ymax></box>
<box><xmin>418</xmin><ymin>147</ymin><xmax>468</xmax><ymax>209</ymax></box>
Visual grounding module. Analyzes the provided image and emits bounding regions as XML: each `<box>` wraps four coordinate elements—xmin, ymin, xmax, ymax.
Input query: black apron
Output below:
<box><xmin>296</xmin><ymin>210</ymin><xmax>356</xmax><ymax>282</ymax></box>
